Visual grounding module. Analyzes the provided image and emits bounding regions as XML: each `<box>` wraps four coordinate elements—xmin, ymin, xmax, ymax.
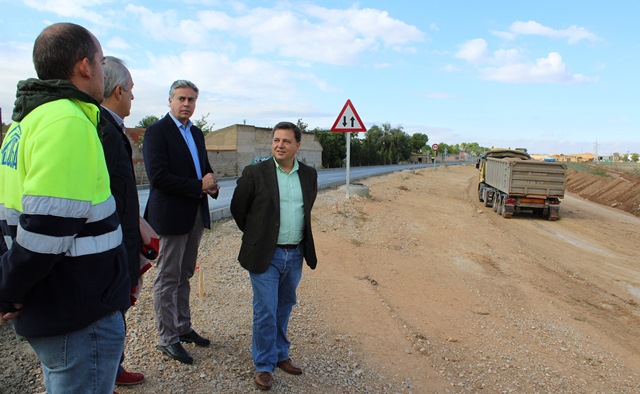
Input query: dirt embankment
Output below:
<box><xmin>566</xmin><ymin>168</ymin><xmax>640</xmax><ymax>217</ymax></box>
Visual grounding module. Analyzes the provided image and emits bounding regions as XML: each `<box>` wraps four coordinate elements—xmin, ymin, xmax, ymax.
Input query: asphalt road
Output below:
<box><xmin>137</xmin><ymin>162</ymin><xmax>448</xmax><ymax>220</ymax></box>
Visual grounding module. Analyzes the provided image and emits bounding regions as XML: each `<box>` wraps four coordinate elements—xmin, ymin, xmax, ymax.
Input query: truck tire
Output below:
<box><xmin>483</xmin><ymin>189</ymin><xmax>492</xmax><ymax>207</ymax></box>
<box><xmin>548</xmin><ymin>206</ymin><xmax>560</xmax><ymax>221</ymax></box>
<box><xmin>478</xmin><ymin>184</ymin><xmax>484</xmax><ymax>202</ymax></box>
<box><xmin>542</xmin><ymin>207</ymin><xmax>550</xmax><ymax>220</ymax></box>
<box><xmin>492</xmin><ymin>193</ymin><xmax>500</xmax><ymax>212</ymax></box>
<box><xmin>501</xmin><ymin>200</ymin><xmax>513</xmax><ymax>218</ymax></box>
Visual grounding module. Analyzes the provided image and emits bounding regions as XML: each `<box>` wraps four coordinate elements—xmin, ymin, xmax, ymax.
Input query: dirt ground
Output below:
<box><xmin>2</xmin><ymin>164</ymin><xmax>640</xmax><ymax>393</ymax></box>
<box><xmin>306</xmin><ymin>164</ymin><xmax>640</xmax><ymax>392</ymax></box>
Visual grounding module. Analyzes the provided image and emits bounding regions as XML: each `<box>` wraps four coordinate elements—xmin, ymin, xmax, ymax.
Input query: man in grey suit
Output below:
<box><xmin>230</xmin><ymin>121</ymin><xmax>318</xmax><ymax>391</ymax></box>
<box><xmin>143</xmin><ymin>80</ymin><xmax>219</xmax><ymax>364</ymax></box>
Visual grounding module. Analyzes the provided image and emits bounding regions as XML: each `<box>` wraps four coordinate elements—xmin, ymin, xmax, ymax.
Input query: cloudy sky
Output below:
<box><xmin>1</xmin><ymin>0</ymin><xmax>638</xmax><ymax>155</ymax></box>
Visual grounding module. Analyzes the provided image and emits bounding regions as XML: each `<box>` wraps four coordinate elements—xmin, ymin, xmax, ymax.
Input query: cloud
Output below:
<box><xmin>454</xmin><ymin>38</ymin><xmax>488</xmax><ymax>64</ymax></box>
<box><xmin>491</xmin><ymin>30</ymin><xmax>516</xmax><ymax>41</ymax></box>
<box><xmin>454</xmin><ymin>37</ymin><xmax>598</xmax><ymax>84</ymax></box>
<box><xmin>441</xmin><ymin>64</ymin><xmax>458</xmax><ymax>73</ymax></box>
<box><xmin>126</xmin><ymin>4</ymin><xmax>425</xmax><ymax>66</ymax></box>
<box><xmin>503</xmin><ymin>21</ymin><xmax>599</xmax><ymax>44</ymax></box>
<box><xmin>480</xmin><ymin>52</ymin><xmax>598</xmax><ymax>84</ymax></box>
<box><xmin>0</xmin><ymin>42</ymin><xmax>36</xmax><ymax>119</ymax></box>
<box><xmin>125</xmin><ymin>48</ymin><xmax>326</xmax><ymax>127</ymax></box>
<box><xmin>23</xmin><ymin>0</ymin><xmax>112</xmax><ymax>26</ymax></box>
<box><xmin>105</xmin><ymin>37</ymin><xmax>131</xmax><ymax>50</ymax></box>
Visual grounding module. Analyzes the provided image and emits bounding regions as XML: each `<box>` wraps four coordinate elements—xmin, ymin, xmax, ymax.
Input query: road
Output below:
<box><xmin>137</xmin><ymin>162</ymin><xmax>449</xmax><ymax>219</ymax></box>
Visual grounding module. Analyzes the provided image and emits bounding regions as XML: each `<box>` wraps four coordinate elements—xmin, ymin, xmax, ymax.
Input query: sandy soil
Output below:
<box><xmin>2</xmin><ymin>164</ymin><xmax>640</xmax><ymax>393</ymax></box>
<box><xmin>308</xmin><ymin>164</ymin><xmax>640</xmax><ymax>392</ymax></box>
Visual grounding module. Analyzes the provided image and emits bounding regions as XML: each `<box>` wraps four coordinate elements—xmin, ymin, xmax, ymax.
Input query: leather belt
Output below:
<box><xmin>277</xmin><ymin>244</ymin><xmax>299</xmax><ymax>249</ymax></box>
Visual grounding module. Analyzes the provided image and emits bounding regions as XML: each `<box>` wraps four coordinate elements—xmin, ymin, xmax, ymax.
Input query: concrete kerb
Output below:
<box><xmin>339</xmin><ymin>183</ymin><xmax>370</xmax><ymax>197</ymax></box>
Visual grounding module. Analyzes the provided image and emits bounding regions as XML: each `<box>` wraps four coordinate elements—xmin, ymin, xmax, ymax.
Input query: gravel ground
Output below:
<box><xmin>1</xmin><ymin>215</ymin><xmax>414</xmax><ymax>394</ymax></box>
<box><xmin>3</xmin><ymin>166</ymin><xmax>640</xmax><ymax>393</ymax></box>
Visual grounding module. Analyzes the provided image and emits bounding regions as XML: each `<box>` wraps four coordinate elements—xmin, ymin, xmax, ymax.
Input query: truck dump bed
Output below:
<box><xmin>485</xmin><ymin>157</ymin><xmax>566</xmax><ymax>198</ymax></box>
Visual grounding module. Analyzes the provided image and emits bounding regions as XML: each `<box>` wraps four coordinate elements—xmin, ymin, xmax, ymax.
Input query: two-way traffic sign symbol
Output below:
<box><xmin>331</xmin><ymin>99</ymin><xmax>366</xmax><ymax>132</ymax></box>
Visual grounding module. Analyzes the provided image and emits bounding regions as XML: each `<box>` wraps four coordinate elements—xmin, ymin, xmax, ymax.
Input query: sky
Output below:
<box><xmin>1</xmin><ymin>1</ymin><xmax>638</xmax><ymax>156</ymax></box>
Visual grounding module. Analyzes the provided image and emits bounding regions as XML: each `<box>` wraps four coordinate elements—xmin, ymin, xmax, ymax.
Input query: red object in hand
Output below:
<box><xmin>141</xmin><ymin>236</ymin><xmax>159</xmax><ymax>260</ymax></box>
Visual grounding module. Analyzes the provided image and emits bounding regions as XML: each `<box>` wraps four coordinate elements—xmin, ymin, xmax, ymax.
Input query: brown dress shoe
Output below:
<box><xmin>276</xmin><ymin>358</ymin><xmax>303</xmax><ymax>375</ymax></box>
<box><xmin>255</xmin><ymin>372</ymin><xmax>272</xmax><ymax>391</ymax></box>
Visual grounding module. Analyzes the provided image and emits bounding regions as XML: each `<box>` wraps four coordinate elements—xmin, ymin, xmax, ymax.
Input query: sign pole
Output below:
<box><xmin>431</xmin><ymin>143</ymin><xmax>439</xmax><ymax>170</ymax></box>
<box><xmin>345</xmin><ymin>133</ymin><xmax>351</xmax><ymax>198</ymax></box>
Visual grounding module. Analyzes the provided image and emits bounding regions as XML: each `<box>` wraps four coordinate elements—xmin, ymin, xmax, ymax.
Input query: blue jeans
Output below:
<box><xmin>28</xmin><ymin>311</ymin><xmax>125</xmax><ymax>394</ymax></box>
<box><xmin>250</xmin><ymin>245</ymin><xmax>303</xmax><ymax>372</ymax></box>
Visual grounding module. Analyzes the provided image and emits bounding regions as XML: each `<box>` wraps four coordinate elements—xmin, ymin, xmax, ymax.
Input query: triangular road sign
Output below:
<box><xmin>331</xmin><ymin>99</ymin><xmax>366</xmax><ymax>132</ymax></box>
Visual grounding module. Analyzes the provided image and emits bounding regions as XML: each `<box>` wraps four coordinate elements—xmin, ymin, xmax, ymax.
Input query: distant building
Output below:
<box><xmin>529</xmin><ymin>153</ymin><xmax>595</xmax><ymax>163</ymax></box>
<box><xmin>204</xmin><ymin>124</ymin><xmax>323</xmax><ymax>177</ymax></box>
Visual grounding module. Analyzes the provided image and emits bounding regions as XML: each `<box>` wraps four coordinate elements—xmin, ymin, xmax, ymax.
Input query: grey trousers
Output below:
<box><xmin>153</xmin><ymin>207</ymin><xmax>204</xmax><ymax>346</ymax></box>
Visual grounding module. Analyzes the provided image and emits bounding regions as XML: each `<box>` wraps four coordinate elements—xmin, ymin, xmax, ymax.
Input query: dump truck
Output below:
<box><xmin>476</xmin><ymin>149</ymin><xmax>567</xmax><ymax>220</ymax></box>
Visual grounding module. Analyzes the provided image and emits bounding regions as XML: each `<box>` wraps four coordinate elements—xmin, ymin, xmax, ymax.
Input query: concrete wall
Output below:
<box><xmin>206</xmin><ymin>124</ymin><xmax>323</xmax><ymax>177</ymax></box>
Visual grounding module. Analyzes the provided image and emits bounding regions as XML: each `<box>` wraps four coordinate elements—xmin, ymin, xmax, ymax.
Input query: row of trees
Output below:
<box><xmin>299</xmin><ymin>119</ymin><xmax>488</xmax><ymax>169</ymax></box>
<box><xmin>132</xmin><ymin>115</ymin><xmax>487</xmax><ymax>168</ymax></box>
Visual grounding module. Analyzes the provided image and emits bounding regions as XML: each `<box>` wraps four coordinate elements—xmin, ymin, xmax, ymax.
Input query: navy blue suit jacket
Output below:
<box><xmin>143</xmin><ymin>114</ymin><xmax>217</xmax><ymax>235</ymax></box>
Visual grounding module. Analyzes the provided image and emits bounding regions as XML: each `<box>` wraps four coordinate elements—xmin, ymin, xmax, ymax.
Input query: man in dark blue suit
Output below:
<box><xmin>143</xmin><ymin>80</ymin><xmax>219</xmax><ymax>364</ymax></box>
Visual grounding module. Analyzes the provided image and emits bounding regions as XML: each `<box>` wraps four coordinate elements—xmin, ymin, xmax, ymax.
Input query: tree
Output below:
<box><xmin>314</xmin><ymin>128</ymin><xmax>345</xmax><ymax>168</ymax></box>
<box><xmin>136</xmin><ymin>115</ymin><xmax>160</xmax><ymax>128</ymax></box>
<box><xmin>297</xmin><ymin>118</ymin><xmax>309</xmax><ymax>133</ymax></box>
<box><xmin>193</xmin><ymin>112</ymin><xmax>215</xmax><ymax>135</ymax></box>
<box><xmin>410</xmin><ymin>133</ymin><xmax>429</xmax><ymax>153</ymax></box>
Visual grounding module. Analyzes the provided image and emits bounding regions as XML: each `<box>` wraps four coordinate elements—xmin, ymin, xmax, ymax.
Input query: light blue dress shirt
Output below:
<box><xmin>168</xmin><ymin>112</ymin><xmax>202</xmax><ymax>180</ymax></box>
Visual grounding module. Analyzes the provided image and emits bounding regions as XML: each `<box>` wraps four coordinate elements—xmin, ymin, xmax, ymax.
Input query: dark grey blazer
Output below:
<box><xmin>101</xmin><ymin>108</ymin><xmax>141</xmax><ymax>286</ymax></box>
<box><xmin>143</xmin><ymin>114</ymin><xmax>217</xmax><ymax>235</ymax></box>
<box><xmin>230</xmin><ymin>158</ymin><xmax>318</xmax><ymax>274</ymax></box>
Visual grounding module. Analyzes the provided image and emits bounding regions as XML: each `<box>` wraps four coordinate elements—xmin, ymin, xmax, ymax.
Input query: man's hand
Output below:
<box><xmin>206</xmin><ymin>181</ymin><xmax>220</xmax><ymax>195</ymax></box>
<box><xmin>0</xmin><ymin>304</ymin><xmax>23</xmax><ymax>326</ymax></box>
<box><xmin>201</xmin><ymin>173</ymin><xmax>218</xmax><ymax>192</ymax></box>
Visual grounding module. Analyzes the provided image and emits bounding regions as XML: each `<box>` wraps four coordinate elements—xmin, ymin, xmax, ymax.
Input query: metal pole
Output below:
<box><xmin>345</xmin><ymin>132</ymin><xmax>351</xmax><ymax>199</ymax></box>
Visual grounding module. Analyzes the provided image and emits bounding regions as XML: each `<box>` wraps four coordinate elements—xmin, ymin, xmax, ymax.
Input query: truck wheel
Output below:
<box><xmin>483</xmin><ymin>189</ymin><xmax>492</xmax><ymax>207</ymax></box>
<box><xmin>492</xmin><ymin>194</ymin><xmax>500</xmax><ymax>212</ymax></box>
<box><xmin>478</xmin><ymin>185</ymin><xmax>484</xmax><ymax>202</ymax></box>
<box><xmin>542</xmin><ymin>207</ymin><xmax>550</xmax><ymax>219</ymax></box>
<box><xmin>548</xmin><ymin>206</ymin><xmax>559</xmax><ymax>221</ymax></box>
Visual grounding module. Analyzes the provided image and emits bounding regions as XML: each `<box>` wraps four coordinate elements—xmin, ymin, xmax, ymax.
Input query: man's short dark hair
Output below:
<box><xmin>33</xmin><ymin>22</ymin><xmax>99</xmax><ymax>80</ymax></box>
<box><xmin>273</xmin><ymin>121</ymin><xmax>302</xmax><ymax>143</ymax></box>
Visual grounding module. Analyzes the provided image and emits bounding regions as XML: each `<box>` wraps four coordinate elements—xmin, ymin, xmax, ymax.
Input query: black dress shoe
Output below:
<box><xmin>156</xmin><ymin>343</ymin><xmax>193</xmax><ymax>364</ymax></box>
<box><xmin>179</xmin><ymin>329</ymin><xmax>210</xmax><ymax>347</ymax></box>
